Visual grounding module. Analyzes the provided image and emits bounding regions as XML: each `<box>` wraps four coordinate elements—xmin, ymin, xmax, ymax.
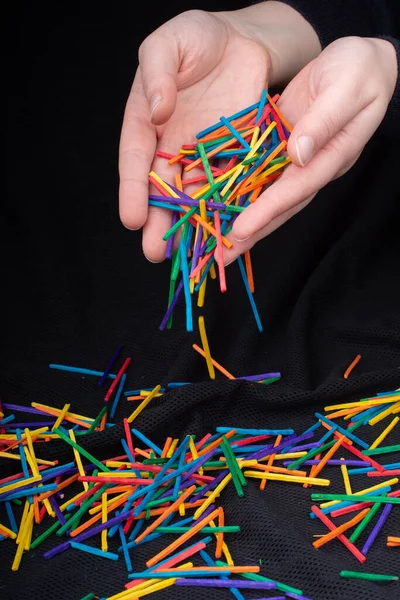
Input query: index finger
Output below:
<box><xmin>119</xmin><ymin>70</ymin><xmax>156</xmax><ymax>230</ymax></box>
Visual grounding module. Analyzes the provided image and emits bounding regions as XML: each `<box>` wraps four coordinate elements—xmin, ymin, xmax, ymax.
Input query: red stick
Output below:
<box><xmin>104</xmin><ymin>358</ymin><xmax>131</xmax><ymax>402</ymax></box>
<box><xmin>340</xmin><ymin>440</ymin><xmax>385</xmax><ymax>473</ymax></box>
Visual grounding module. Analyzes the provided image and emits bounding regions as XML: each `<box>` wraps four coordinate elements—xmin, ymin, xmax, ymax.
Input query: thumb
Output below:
<box><xmin>285</xmin><ymin>80</ymin><xmax>366</xmax><ymax>167</ymax></box>
<box><xmin>138</xmin><ymin>29</ymin><xmax>179</xmax><ymax>126</ymax></box>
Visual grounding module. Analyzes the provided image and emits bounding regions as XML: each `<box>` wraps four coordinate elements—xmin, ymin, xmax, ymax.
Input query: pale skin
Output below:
<box><xmin>119</xmin><ymin>2</ymin><xmax>398</xmax><ymax>264</ymax></box>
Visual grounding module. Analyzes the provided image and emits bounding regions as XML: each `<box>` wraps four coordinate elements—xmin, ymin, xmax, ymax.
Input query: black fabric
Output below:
<box><xmin>3</xmin><ymin>2</ymin><xmax>400</xmax><ymax>600</ymax></box>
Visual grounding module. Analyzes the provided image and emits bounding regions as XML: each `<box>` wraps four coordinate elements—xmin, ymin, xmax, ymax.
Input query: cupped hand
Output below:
<box><xmin>224</xmin><ymin>36</ymin><xmax>398</xmax><ymax>263</ymax></box>
<box><xmin>119</xmin><ymin>10</ymin><xmax>270</xmax><ymax>262</ymax></box>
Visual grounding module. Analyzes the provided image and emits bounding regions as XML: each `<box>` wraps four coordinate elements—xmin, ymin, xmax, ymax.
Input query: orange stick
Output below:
<box><xmin>37</xmin><ymin>474</ymin><xmax>79</xmax><ymax>502</ymax></box>
<box><xmin>229</xmin><ymin>141</ymin><xmax>287</xmax><ymax>201</ymax></box>
<box><xmin>344</xmin><ymin>354</ymin><xmax>362</xmax><ymax>379</ymax></box>
<box><xmin>325</xmin><ymin>406</ymin><xmax>366</xmax><ymax>420</ymax></box>
<box><xmin>249</xmin><ymin>187</ymin><xmax>262</xmax><ymax>203</ymax></box>
<box><xmin>244</xmin><ymin>251</ymin><xmax>254</xmax><ymax>293</ymax></box>
<box><xmin>146</xmin><ymin>508</ymin><xmax>220</xmax><ymax>568</ymax></box>
<box><xmin>308</xmin><ymin>434</ymin><xmax>347</xmax><ymax>480</ymax></box>
<box><xmin>199</xmin><ymin>110</ymin><xmax>258</xmax><ymax>143</ymax></box>
<box><xmin>155</xmin><ymin>566</ymin><xmax>260</xmax><ymax>574</ymax></box>
<box><xmin>135</xmin><ymin>485</ymin><xmax>196</xmax><ymax>544</ymax></box>
<box><xmin>197</xmin><ymin>431</ymin><xmax>236</xmax><ymax>458</ymax></box>
<box><xmin>313</xmin><ymin>508</ymin><xmax>370</xmax><ymax>549</ymax></box>
<box><xmin>192</xmin><ymin>344</ymin><xmax>235</xmax><ymax>380</ymax></box>
<box><xmin>216</xmin><ymin>507</ymin><xmax>224</xmax><ymax>559</ymax></box>
<box><xmin>267</xmin><ymin>94</ymin><xmax>293</xmax><ymax>132</ymax></box>
<box><xmin>69</xmin><ymin>493</ymin><xmax>131</xmax><ymax>537</ymax></box>
<box><xmin>162</xmin><ymin>438</ymin><xmax>173</xmax><ymax>458</ymax></box>
<box><xmin>236</xmin><ymin>172</ymin><xmax>281</xmax><ymax>197</ymax></box>
<box><xmin>184</xmin><ymin>129</ymin><xmax>255</xmax><ymax>173</ymax></box>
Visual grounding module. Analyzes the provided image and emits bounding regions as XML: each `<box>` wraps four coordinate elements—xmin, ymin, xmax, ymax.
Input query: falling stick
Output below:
<box><xmin>193</xmin><ymin>344</ymin><xmax>235</xmax><ymax>379</ymax></box>
<box><xmin>344</xmin><ymin>354</ymin><xmax>362</xmax><ymax>379</ymax></box>
<box><xmin>198</xmin><ymin>316</ymin><xmax>216</xmax><ymax>379</ymax></box>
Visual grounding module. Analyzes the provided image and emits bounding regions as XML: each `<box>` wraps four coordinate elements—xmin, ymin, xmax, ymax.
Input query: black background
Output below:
<box><xmin>3</xmin><ymin>2</ymin><xmax>400</xmax><ymax>599</ymax></box>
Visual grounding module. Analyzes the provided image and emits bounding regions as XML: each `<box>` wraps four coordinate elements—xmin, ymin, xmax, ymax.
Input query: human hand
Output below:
<box><xmin>224</xmin><ymin>36</ymin><xmax>398</xmax><ymax>263</ymax></box>
<box><xmin>119</xmin><ymin>4</ymin><xmax>320</xmax><ymax>262</ymax></box>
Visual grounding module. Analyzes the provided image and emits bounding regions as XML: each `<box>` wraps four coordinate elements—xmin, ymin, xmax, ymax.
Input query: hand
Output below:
<box><xmin>224</xmin><ymin>36</ymin><xmax>398</xmax><ymax>263</ymax></box>
<box><xmin>119</xmin><ymin>4</ymin><xmax>320</xmax><ymax>262</ymax></box>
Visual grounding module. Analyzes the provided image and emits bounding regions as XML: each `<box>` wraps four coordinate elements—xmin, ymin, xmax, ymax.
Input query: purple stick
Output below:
<box><xmin>190</xmin><ymin>470</ymin><xmax>229</xmax><ymax>504</ymax></box>
<box><xmin>288</xmin><ymin>442</ymin><xmax>322</xmax><ymax>452</ymax></box>
<box><xmin>2</xmin><ymin>421</ymin><xmax>68</xmax><ymax>428</ymax></box>
<box><xmin>166</xmin><ymin>212</ymin><xmax>178</xmax><ymax>259</ymax></box>
<box><xmin>157</xmin><ymin>479</ymin><xmax>195</xmax><ymax>501</ymax></box>
<box><xmin>191</xmin><ymin>224</ymin><xmax>203</xmax><ymax>274</ymax></box>
<box><xmin>2</xmin><ymin>404</ymin><xmax>44</xmax><ymax>415</ymax></box>
<box><xmin>192</xmin><ymin>505</ymin><xmax>216</xmax><ymax>527</ymax></box>
<box><xmin>283</xmin><ymin>459</ymin><xmax>366</xmax><ymax>467</ymax></box>
<box><xmin>150</xmin><ymin>193</ymin><xmax>228</xmax><ymax>212</ymax></box>
<box><xmin>175</xmin><ymin>579</ymin><xmax>276</xmax><ymax>590</ymax></box>
<box><xmin>49</xmin><ymin>496</ymin><xmax>68</xmax><ymax>529</ymax></box>
<box><xmin>181</xmin><ymin>449</ymin><xmax>219</xmax><ymax>483</ymax></box>
<box><xmin>286</xmin><ymin>593</ymin><xmax>313</xmax><ymax>600</ymax></box>
<box><xmin>44</xmin><ymin>541</ymin><xmax>71</xmax><ymax>560</ymax></box>
<box><xmin>159</xmin><ymin>280</ymin><xmax>184</xmax><ymax>331</ymax></box>
<box><xmin>361</xmin><ymin>503</ymin><xmax>392</xmax><ymax>555</ymax></box>
<box><xmin>98</xmin><ymin>345</ymin><xmax>122</xmax><ymax>387</ymax></box>
<box><xmin>236</xmin><ymin>372</ymin><xmax>281</xmax><ymax>382</ymax></box>
<box><xmin>44</xmin><ymin>509</ymin><xmax>135</xmax><ymax>559</ymax></box>
<box><xmin>247</xmin><ymin>431</ymin><xmax>314</xmax><ymax>461</ymax></box>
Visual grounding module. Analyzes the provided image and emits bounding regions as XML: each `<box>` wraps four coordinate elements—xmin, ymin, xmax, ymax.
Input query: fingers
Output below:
<box><xmin>138</xmin><ymin>31</ymin><xmax>179</xmax><ymax>126</ymax></box>
<box><xmin>119</xmin><ymin>71</ymin><xmax>157</xmax><ymax>231</ymax></box>
<box><xmin>142</xmin><ymin>145</ymin><xmax>182</xmax><ymax>262</ymax></box>
<box><xmin>232</xmin><ymin>90</ymin><xmax>383</xmax><ymax>242</ymax></box>
<box><xmin>285</xmin><ymin>80</ymin><xmax>368</xmax><ymax>167</ymax></box>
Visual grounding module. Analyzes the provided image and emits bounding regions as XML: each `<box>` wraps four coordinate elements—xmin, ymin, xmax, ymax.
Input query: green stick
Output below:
<box><xmin>340</xmin><ymin>571</ymin><xmax>398</xmax><ymax>581</ymax></box>
<box><xmin>53</xmin><ymin>427</ymin><xmax>109</xmax><ymax>472</ymax></box>
<box><xmin>311</xmin><ymin>493</ymin><xmax>399</xmax><ymax>505</ymax></box>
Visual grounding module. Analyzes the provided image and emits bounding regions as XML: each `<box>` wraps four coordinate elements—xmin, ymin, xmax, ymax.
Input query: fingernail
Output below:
<box><xmin>233</xmin><ymin>235</ymin><xmax>250</xmax><ymax>243</ymax></box>
<box><xmin>124</xmin><ymin>225</ymin><xmax>140</xmax><ymax>231</ymax></box>
<box><xmin>145</xmin><ymin>256</ymin><xmax>162</xmax><ymax>264</ymax></box>
<box><xmin>295</xmin><ymin>135</ymin><xmax>314</xmax><ymax>166</ymax></box>
<box><xmin>150</xmin><ymin>96</ymin><xmax>162</xmax><ymax>121</ymax></box>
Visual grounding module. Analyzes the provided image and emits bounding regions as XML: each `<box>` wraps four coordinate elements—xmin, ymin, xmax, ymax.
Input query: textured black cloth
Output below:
<box><xmin>277</xmin><ymin>0</ymin><xmax>400</xmax><ymax>139</ymax></box>
<box><xmin>3</xmin><ymin>2</ymin><xmax>400</xmax><ymax>600</ymax></box>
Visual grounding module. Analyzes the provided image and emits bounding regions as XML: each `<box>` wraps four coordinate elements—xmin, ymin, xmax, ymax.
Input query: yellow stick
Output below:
<box><xmin>198</xmin><ymin>316</ymin><xmax>215</xmax><ymax>380</ymax></box>
<box><xmin>340</xmin><ymin>458</ymin><xmax>353</xmax><ymax>495</ymax></box>
<box><xmin>127</xmin><ymin>385</ymin><xmax>161</xmax><ymax>424</ymax></box>
<box><xmin>369</xmin><ymin>402</ymin><xmax>400</xmax><ymax>426</ymax></box>
<box><xmin>12</xmin><ymin>504</ymin><xmax>34</xmax><ymax>571</ymax></box>
<box><xmin>194</xmin><ymin>474</ymin><xmax>232</xmax><ymax>520</ymax></box>
<box><xmin>320</xmin><ymin>478</ymin><xmax>399</xmax><ymax>508</ymax></box>
<box><xmin>243</xmin><ymin>471</ymin><xmax>330</xmax><ymax>486</ymax></box>
<box><xmin>369</xmin><ymin>416</ymin><xmax>399</xmax><ymax>449</ymax></box>
<box><xmin>69</xmin><ymin>429</ymin><xmax>89</xmax><ymax>491</ymax></box>
<box><xmin>52</xmin><ymin>403</ymin><xmax>71</xmax><ymax>430</ymax></box>
<box><xmin>101</xmin><ymin>492</ymin><xmax>108</xmax><ymax>552</ymax></box>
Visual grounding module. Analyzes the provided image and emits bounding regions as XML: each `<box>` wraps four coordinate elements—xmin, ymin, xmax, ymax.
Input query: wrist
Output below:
<box><xmin>218</xmin><ymin>1</ymin><xmax>321</xmax><ymax>85</ymax></box>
